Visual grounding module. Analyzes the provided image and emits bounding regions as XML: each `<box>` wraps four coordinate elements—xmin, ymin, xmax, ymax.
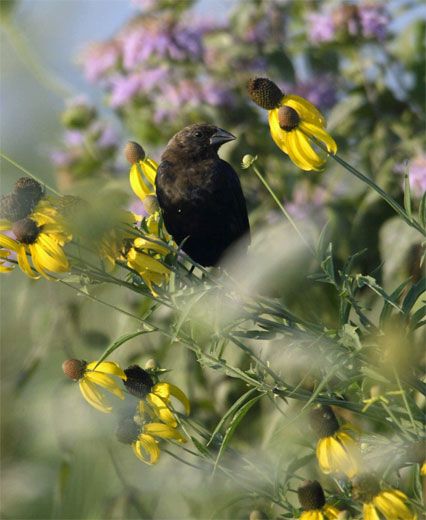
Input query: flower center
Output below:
<box><xmin>309</xmin><ymin>405</ymin><xmax>340</xmax><ymax>438</ymax></box>
<box><xmin>125</xmin><ymin>141</ymin><xmax>146</xmax><ymax>164</ymax></box>
<box><xmin>278</xmin><ymin>106</ymin><xmax>300</xmax><ymax>131</ymax></box>
<box><xmin>12</xmin><ymin>218</ymin><xmax>41</xmax><ymax>244</ymax></box>
<box><xmin>352</xmin><ymin>474</ymin><xmax>381</xmax><ymax>502</ymax></box>
<box><xmin>124</xmin><ymin>365</ymin><xmax>154</xmax><ymax>398</ymax></box>
<box><xmin>62</xmin><ymin>359</ymin><xmax>87</xmax><ymax>381</ymax></box>
<box><xmin>116</xmin><ymin>418</ymin><xmax>140</xmax><ymax>445</ymax></box>
<box><xmin>247</xmin><ymin>77</ymin><xmax>284</xmax><ymax>110</ymax></box>
<box><xmin>297</xmin><ymin>480</ymin><xmax>326</xmax><ymax>510</ymax></box>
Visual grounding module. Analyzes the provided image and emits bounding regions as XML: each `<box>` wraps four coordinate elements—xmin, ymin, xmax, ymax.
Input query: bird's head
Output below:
<box><xmin>162</xmin><ymin>123</ymin><xmax>236</xmax><ymax>162</ymax></box>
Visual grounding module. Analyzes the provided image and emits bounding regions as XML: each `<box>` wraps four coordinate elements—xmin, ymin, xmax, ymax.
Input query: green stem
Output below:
<box><xmin>250</xmin><ymin>163</ymin><xmax>316</xmax><ymax>255</ymax></box>
<box><xmin>331</xmin><ymin>153</ymin><xmax>425</xmax><ymax>237</ymax></box>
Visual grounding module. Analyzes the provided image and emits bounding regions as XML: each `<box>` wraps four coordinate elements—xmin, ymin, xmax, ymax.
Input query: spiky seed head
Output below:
<box><xmin>125</xmin><ymin>141</ymin><xmax>146</xmax><ymax>164</ymax></box>
<box><xmin>123</xmin><ymin>365</ymin><xmax>154</xmax><ymax>398</ymax></box>
<box><xmin>309</xmin><ymin>405</ymin><xmax>339</xmax><ymax>438</ymax></box>
<box><xmin>14</xmin><ymin>177</ymin><xmax>45</xmax><ymax>203</ymax></box>
<box><xmin>116</xmin><ymin>418</ymin><xmax>140</xmax><ymax>445</ymax></box>
<box><xmin>0</xmin><ymin>193</ymin><xmax>28</xmax><ymax>222</ymax></box>
<box><xmin>11</xmin><ymin>218</ymin><xmax>41</xmax><ymax>244</ymax></box>
<box><xmin>143</xmin><ymin>195</ymin><xmax>159</xmax><ymax>215</ymax></box>
<box><xmin>352</xmin><ymin>474</ymin><xmax>380</xmax><ymax>502</ymax></box>
<box><xmin>62</xmin><ymin>359</ymin><xmax>86</xmax><ymax>381</ymax></box>
<box><xmin>278</xmin><ymin>106</ymin><xmax>300</xmax><ymax>131</ymax></box>
<box><xmin>247</xmin><ymin>77</ymin><xmax>284</xmax><ymax>110</ymax></box>
<box><xmin>297</xmin><ymin>480</ymin><xmax>326</xmax><ymax>510</ymax></box>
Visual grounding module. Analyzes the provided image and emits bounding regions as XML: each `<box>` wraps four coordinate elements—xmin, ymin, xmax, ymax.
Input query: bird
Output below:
<box><xmin>155</xmin><ymin>123</ymin><xmax>250</xmax><ymax>267</ymax></box>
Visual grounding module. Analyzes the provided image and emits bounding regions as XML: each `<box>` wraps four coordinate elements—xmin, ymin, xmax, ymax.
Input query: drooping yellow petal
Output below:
<box><xmin>0</xmin><ymin>249</ymin><xmax>14</xmax><ymax>272</ymax></box>
<box><xmin>363</xmin><ymin>503</ymin><xmax>380</xmax><ymax>520</ymax></box>
<box><xmin>31</xmin><ymin>242</ymin><xmax>69</xmax><ymax>273</ymax></box>
<box><xmin>286</xmin><ymin>131</ymin><xmax>317</xmax><ymax>171</ymax></box>
<box><xmin>268</xmin><ymin>109</ymin><xmax>289</xmax><ymax>153</ymax></box>
<box><xmin>142</xmin><ymin>158</ymin><xmax>158</xmax><ymax>184</ymax></box>
<box><xmin>373</xmin><ymin>491</ymin><xmax>414</xmax><ymax>520</ymax></box>
<box><xmin>29</xmin><ymin>245</ymin><xmax>54</xmax><ymax>279</ymax></box>
<box><xmin>299</xmin><ymin>121</ymin><xmax>337</xmax><ymax>155</ymax></box>
<box><xmin>79</xmin><ymin>378</ymin><xmax>112</xmax><ymax>413</ymax></box>
<box><xmin>127</xmin><ymin>249</ymin><xmax>170</xmax><ymax>275</ymax></box>
<box><xmin>0</xmin><ymin>219</ymin><xmax>12</xmax><ymax>231</ymax></box>
<box><xmin>86</xmin><ymin>361</ymin><xmax>127</xmax><ymax>380</ymax></box>
<box><xmin>293</xmin><ymin>130</ymin><xmax>326</xmax><ymax>170</ymax></box>
<box><xmin>85</xmin><ymin>371</ymin><xmax>124</xmax><ymax>400</ymax></box>
<box><xmin>300</xmin><ymin>511</ymin><xmax>324</xmax><ymax>520</ymax></box>
<box><xmin>323</xmin><ymin>504</ymin><xmax>340</xmax><ymax>520</ymax></box>
<box><xmin>147</xmin><ymin>392</ymin><xmax>177</xmax><ymax>427</ymax></box>
<box><xmin>327</xmin><ymin>434</ymin><xmax>358</xmax><ymax>478</ymax></box>
<box><xmin>0</xmin><ymin>234</ymin><xmax>20</xmax><ymax>252</ymax></box>
<box><xmin>143</xmin><ymin>422</ymin><xmax>186</xmax><ymax>442</ymax></box>
<box><xmin>130</xmin><ymin>163</ymin><xmax>154</xmax><ymax>201</ymax></box>
<box><xmin>133</xmin><ymin>434</ymin><xmax>160</xmax><ymax>464</ymax></box>
<box><xmin>133</xmin><ymin>236</ymin><xmax>169</xmax><ymax>255</ymax></box>
<box><xmin>282</xmin><ymin>94</ymin><xmax>325</xmax><ymax>126</ymax></box>
<box><xmin>17</xmin><ymin>245</ymin><xmax>39</xmax><ymax>279</ymax></box>
<box><xmin>421</xmin><ymin>462</ymin><xmax>426</xmax><ymax>476</ymax></box>
<box><xmin>153</xmin><ymin>382</ymin><xmax>190</xmax><ymax>415</ymax></box>
<box><xmin>317</xmin><ymin>437</ymin><xmax>332</xmax><ymax>474</ymax></box>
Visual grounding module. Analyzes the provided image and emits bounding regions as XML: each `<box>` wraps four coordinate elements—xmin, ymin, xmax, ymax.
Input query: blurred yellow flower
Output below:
<box><xmin>0</xmin><ymin>248</ymin><xmax>14</xmax><ymax>272</ymax></box>
<box><xmin>247</xmin><ymin>77</ymin><xmax>337</xmax><ymax>171</ymax></box>
<box><xmin>310</xmin><ymin>405</ymin><xmax>359</xmax><ymax>478</ymax></box>
<box><xmin>0</xmin><ymin>199</ymin><xmax>71</xmax><ymax>279</ymax></box>
<box><xmin>124</xmin><ymin>365</ymin><xmax>190</xmax><ymax>427</ymax></box>
<box><xmin>298</xmin><ymin>480</ymin><xmax>341</xmax><ymax>520</ymax></box>
<box><xmin>62</xmin><ymin>359</ymin><xmax>127</xmax><ymax>413</ymax></box>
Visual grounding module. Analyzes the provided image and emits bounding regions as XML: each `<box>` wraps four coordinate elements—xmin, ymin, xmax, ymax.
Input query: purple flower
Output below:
<box><xmin>358</xmin><ymin>3</ymin><xmax>389</xmax><ymax>41</ymax></box>
<box><xmin>286</xmin><ymin>185</ymin><xmax>328</xmax><ymax>221</ymax></box>
<box><xmin>307</xmin><ymin>12</ymin><xmax>335</xmax><ymax>44</ymax></box>
<box><xmin>108</xmin><ymin>74</ymin><xmax>142</xmax><ymax>108</ymax></box>
<box><xmin>200</xmin><ymin>80</ymin><xmax>233</xmax><ymax>106</ymax></box>
<box><xmin>408</xmin><ymin>155</ymin><xmax>426</xmax><ymax>199</ymax></box>
<box><xmin>284</xmin><ymin>76</ymin><xmax>337</xmax><ymax>111</ymax></box>
<box><xmin>129</xmin><ymin>198</ymin><xmax>148</xmax><ymax>218</ymax></box>
<box><xmin>79</xmin><ymin>41</ymin><xmax>120</xmax><ymax>83</ymax></box>
<box><xmin>50</xmin><ymin>150</ymin><xmax>74</xmax><ymax>168</ymax></box>
<box><xmin>95</xmin><ymin>123</ymin><xmax>118</xmax><ymax>150</ymax></box>
<box><xmin>64</xmin><ymin>130</ymin><xmax>85</xmax><ymax>147</ymax></box>
<box><xmin>131</xmin><ymin>0</ymin><xmax>157</xmax><ymax>10</ymax></box>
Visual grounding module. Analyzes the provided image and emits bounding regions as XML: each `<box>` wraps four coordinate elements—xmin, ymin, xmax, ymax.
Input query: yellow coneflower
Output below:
<box><xmin>247</xmin><ymin>77</ymin><xmax>337</xmax><ymax>171</ymax></box>
<box><xmin>297</xmin><ymin>480</ymin><xmax>341</xmax><ymax>520</ymax></box>
<box><xmin>123</xmin><ymin>365</ymin><xmax>190</xmax><ymax>427</ymax></box>
<box><xmin>352</xmin><ymin>474</ymin><xmax>416</xmax><ymax>520</ymax></box>
<box><xmin>125</xmin><ymin>141</ymin><xmax>158</xmax><ymax>202</ymax></box>
<box><xmin>62</xmin><ymin>359</ymin><xmax>127</xmax><ymax>413</ymax></box>
<box><xmin>116</xmin><ymin>415</ymin><xmax>186</xmax><ymax>465</ymax></box>
<box><xmin>309</xmin><ymin>405</ymin><xmax>359</xmax><ymax>478</ymax></box>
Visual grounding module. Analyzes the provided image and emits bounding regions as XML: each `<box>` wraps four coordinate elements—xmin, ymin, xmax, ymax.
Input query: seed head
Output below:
<box><xmin>143</xmin><ymin>195</ymin><xmax>159</xmax><ymax>215</ymax></box>
<box><xmin>0</xmin><ymin>193</ymin><xmax>28</xmax><ymax>222</ymax></box>
<box><xmin>309</xmin><ymin>405</ymin><xmax>339</xmax><ymax>438</ymax></box>
<box><xmin>352</xmin><ymin>474</ymin><xmax>380</xmax><ymax>502</ymax></box>
<box><xmin>297</xmin><ymin>480</ymin><xmax>326</xmax><ymax>510</ymax></box>
<box><xmin>278</xmin><ymin>106</ymin><xmax>300</xmax><ymax>131</ymax></box>
<box><xmin>123</xmin><ymin>365</ymin><xmax>154</xmax><ymax>398</ymax></box>
<box><xmin>116</xmin><ymin>418</ymin><xmax>140</xmax><ymax>445</ymax></box>
<box><xmin>62</xmin><ymin>359</ymin><xmax>86</xmax><ymax>381</ymax></box>
<box><xmin>12</xmin><ymin>218</ymin><xmax>41</xmax><ymax>244</ymax></box>
<box><xmin>14</xmin><ymin>177</ymin><xmax>44</xmax><ymax>202</ymax></box>
<box><xmin>125</xmin><ymin>141</ymin><xmax>146</xmax><ymax>164</ymax></box>
<box><xmin>247</xmin><ymin>77</ymin><xmax>284</xmax><ymax>110</ymax></box>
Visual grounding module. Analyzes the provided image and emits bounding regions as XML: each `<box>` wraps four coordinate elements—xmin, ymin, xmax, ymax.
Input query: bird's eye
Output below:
<box><xmin>194</xmin><ymin>131</ymin><xmax>203</xmax><ymax>138</ymax></box>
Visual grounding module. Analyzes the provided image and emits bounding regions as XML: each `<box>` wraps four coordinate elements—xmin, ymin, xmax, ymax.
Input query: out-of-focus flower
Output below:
<box><xmin>309</xmin><ymin>405</ymin><xmax>359</xmax><ymax>478</ymax></box>
<box><xmin>297</xmin><ymin>480</ymin><xmax>340</xmax><ymax>520</ymax></box>
<box><xmin>352</xmin><ymin>474</ymin><xmax>415</xmax><ymax>520</ymax></box>
<box><xmin>283</xmin><ymin>76</ymin><xmax>337</xmax><ymax>112</ymax></box>
<box><xmin>123</xmin><ymin>365</ymin><xmax>190</xmax><ymax>427</ymax></box>
<box><xmin>108</xmin><ymin>73</ymin><xmax>143</xmax><ymax>108</ymax></box>
<box><xmin>307</xmin><ymin>12</ymin><xmax>336</xmax><ymax>44</ymax></box>
<box><xmin>286</xmin><ymin>184</ymin><xmax>328</xmax><ymax>221</ymax></box>
<box><xmin>61</xmin><ymin>97</ymin><xmax>97</xmax><ymax>130</ymax></box>
<box><xmin>358</xmin><ymin>3</ymin><xmax>389</xmax><ymax>41</ymax></box>
<box><xmin>125</xmin><ymin>141</ymin><xmax>158</xmax><ymax>201</ymax></box>
<box><xmin>62</xmin><ymin>359</ymin><xmax>127</xmax><ymax>413</ymax></box>
<box><xmin>116</xmin><ymin>415</ymin><xmax>186</xmax><ymax>465</ymax></box>
<box><xmin>0</xmin><ymin>192</ymin><xmax>71</xmax><ymax>279</ymax></box>
<box><xmin>407</xmin><ymin>154</ymin><xmax>426</xmax><ymax>199</ymax></box>
<box><xmin>79</xmin><ymin>41</ymin><xmax>120</xmax><ymax>83</ymax></box>
<box><xmin>247</xmin><ymin>77</ymin><xmax>337</xmax><ymax>171</ymax></box>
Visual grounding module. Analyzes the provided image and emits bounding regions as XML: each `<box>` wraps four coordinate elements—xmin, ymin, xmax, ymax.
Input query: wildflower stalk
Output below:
<box><xmin>249</xmin><ymin>162</ymin><xmax>316</xmax><ymax>255</ymax></box>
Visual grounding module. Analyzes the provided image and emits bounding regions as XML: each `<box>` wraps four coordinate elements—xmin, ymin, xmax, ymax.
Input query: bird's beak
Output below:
<box><xmin>209</xmin><ymin>128</ymin><xmax>236</xmax><ymax>146</ymax></box>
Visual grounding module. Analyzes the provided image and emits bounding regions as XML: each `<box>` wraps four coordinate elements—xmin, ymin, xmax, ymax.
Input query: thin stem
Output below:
<box><xmin>250</xmin><ymin>163</ymin><xmax>316</xmax><ymax>255</ymax></box>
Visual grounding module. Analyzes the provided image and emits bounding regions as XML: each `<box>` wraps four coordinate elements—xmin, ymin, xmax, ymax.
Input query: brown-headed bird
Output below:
<box><xmin>155</xmin><ymin>124</ymin><xmax>250</xmax><ymax>266</ymax></box>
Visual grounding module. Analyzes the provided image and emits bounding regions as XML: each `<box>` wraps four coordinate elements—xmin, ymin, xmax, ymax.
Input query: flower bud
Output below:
<box><xmin>241</xmin><ymin>154</ymin><xmax>257</xmax><ymax>169</ymax></box>
<box><xmin>125</xmin><ymin>141</ymin><xmax>146</xmax><ymax>164</ymax></box>
<box><xmin>124</xmin><ymin>365</ymin><xmax>154</xmax><ymax>398</ymax></box>
<box><xmin>12</xmin><ymin>218</ymin><xmax>40</xmax><ymax>244</ymax></box>
<box><xmin>247</xmin><ymin>77</ymin><xmax>284</xmax><ymax>110</ymax></box>
<box><xmin>61</xmin><ymin>103</ymin><xmax>97</xmax><ymax>129</ymax></box>
<box><xmin>297</xmin><ymin>480</ymin><xmax>326</xmax><ymax>510</ymax></box>
<box><xmin>116</xmin><ymin>418</ymin><xmax>140</xmax><ymax>444</ymax></box>
<box><xmin>144</xmin><ymin>358</ymin><xmax>157</xmax><ymax>370</ymax></box>
<box><xmin>309</xmin><ymin>405</ymin><xmax>339</xmax><ymax>438</ymax></box>
<box><xmin>62</xmin><ymin>359</ymin><xmax>86</xmax><ymax>381</ymax></box>
<box><xmin>278</xmin><ymin>106</ymin><xmax>300</xmax><ymax>131</ymax></box>
<box><xmin>143</xmin><ymin>195</ymin><xmax>159</xmax><ymax>215</ymax></box>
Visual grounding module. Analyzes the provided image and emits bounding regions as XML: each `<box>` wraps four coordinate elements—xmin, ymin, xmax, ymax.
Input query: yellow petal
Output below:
<box><xmin>153</xmin><ymin>382</ymin><xmax>190</xmax><ymax>415</ymax></box>
<box><xmin>30</xmin><ymin>242</ymin><xmax>68</xmax><ymax>274</ymax></box>
<box><xmin>293</xmin><ymin>130</ymin><xmax>326</xmax><ymax>170</ymax></box>
<box><xmin>29</xmin><ymin>245</ymin><xmax>54</xmax><ymax>279</ymax></box>
<box><xmin>133</xmin><ymin>236</ymin><xmax>169</xmax><ymax>255</ymax></box>
<box><xmin>86</xmin><ymin>361</ymin><xmax>127</xmax><ymax>380</ymax></box>
<box><xmin>328</xmin><ymin>435</ymin><xmax>358</xmax><ymax>478</ymax></box>
<box><xmin>130</xmin><ymin>163</ymin><xmax>153</xmax><ymax>201</ymax></box>
<box><xmin>421</xmin><ymin>462</ymin><xmax>426</xmax><ymax>476</ymax></box>
<box><xmin>147</xmin><ymin>392</ymin><xmax>177</xmax><ymax>427</ymax></box>
<box><xmin>286</xmin><ymin>131</ymin><xmax>317</xmax><ymax>171</ymax></box>
<box><xmin>323</xmin><ymin>505</ymin><xmax>340</xmax><ymax>520</ymax></box>
<box><xmin>127</xmin><ymin>250</ymin><xmax>170</xmax><ymax>275</ymax></box>
<box><xmin>142</xmin><ymin>158</ymin><xmax>158</xmax><ymax>185</ymax></box>
<box><xmin>300</xmin><ymin>511</ymin><xmax>324</xmax><ymax>520</ymax></box>
<box><xmin>268</xmin><ymin>109</ymin><xmax>289</xmax><ymax>154</ymax></box>
<box><xmin>17</xmin><ymin>245</ymin><xmax>39</xmax><ymax>279</ymax></box>
<box><xmin>374</xmin><ymin>491</ymin><xmax>414</xmax><ymax>520</ymax></box>
<box><xmin>282</xmin><ymin>94</ymin><xmax>325</xmax><ymax>126</ymax></box>
<box><xmin>143</xmin><ymin>422</ymin><xmax>186</xmax><ymax>442</ymax></box>
<box><xmin>85</xmin><ymin>372</ymin><xmax>124</xmax><ymax>400</ymax></box>
<box><xmin>299</xmin><ymin>121</ymin><xmax>337</xmax><ymax>155</ymax></box>
<box><xmin>363</xmin><ymin>503</ymin><xmax>380</xmax><ymax>520</ymax></box>
<box><xmin>0</xmin><ymin>234</ymin><xmax>20</xmax><ymax>252</ymax></box>
<box><xmin>79</xmin><ymin>379</ymin><xmax>112</xmax><ymax>413</ymax></box>
<box><xmin>133</xmin><ymin>434</ymin><xmax>160</xmax><ymax>464</ymax></box>
<box><xmin>317</xmin><ymin>437</ymin><xmax>332</xmax><ymax>474</ymax></box>
<box><xmin>0</xmin><ymin>219</ymin><xmax>12</xmax><ymax>231</ymax></box>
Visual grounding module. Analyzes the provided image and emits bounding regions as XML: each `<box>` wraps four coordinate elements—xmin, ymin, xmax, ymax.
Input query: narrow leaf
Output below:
<box><xmin>403</xmin><ymin>173</ymin><xmax>412</xmax><ymax>220</ymax></box>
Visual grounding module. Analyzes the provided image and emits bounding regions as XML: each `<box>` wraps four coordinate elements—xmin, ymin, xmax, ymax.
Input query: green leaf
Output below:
<box><xmin>408</xmin><ymin>305</ymin><xmax>426</xmax><ymax>331</ymax></box>
<box><xmin>419</xmin><ymin>192</ymin><xmax>426</xmax><ymax>228</ymax></box>
<box><xmin>402</xmin><ymin>278</ymin><xmax>426</xmax><ymax>314</ymax></box>
<box><xmin>379</xmin><ymin>278</ymin><xmax>412</xmax><ymax>328</ymax></box>
<box><xmin>403</xmin><ymin>173</ymin><xmax>412</xmax><ymax>220</ymax></box>
<box><xmin>95</xmin><ymin>330</ymin><xmax>151</xmax><ymax>366</ymax></box>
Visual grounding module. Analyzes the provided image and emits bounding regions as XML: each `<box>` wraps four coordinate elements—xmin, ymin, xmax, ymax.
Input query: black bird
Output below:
<box><xmin>155</xmin><ymin>123</ymin><xmax>250</xmax><ymax>266</ymax></box>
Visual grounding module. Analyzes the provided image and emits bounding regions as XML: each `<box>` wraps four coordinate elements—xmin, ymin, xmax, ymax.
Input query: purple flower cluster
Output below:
<box><xmin>79</xmin><ymin>41</ymin><xmax>120</xmax><ymax>83</ymax></box>
<box><xmin>408</xmin><ymin>155</ymin><xmax>426</xmax><ymax>200</ymax></box>
<box><xmin>307</xmin><ymin>2</ymin><xmax>389</xmax><ymax>44</ymax></box>
<box><xmin>286</xmin><ymin>185</ymin><xmax>328</xmax><ymax>222</ymax></box>
<box><xmin>283</xmin><ymin>76</ymin><xmax>337</xmax><ymax>111</ymax></box>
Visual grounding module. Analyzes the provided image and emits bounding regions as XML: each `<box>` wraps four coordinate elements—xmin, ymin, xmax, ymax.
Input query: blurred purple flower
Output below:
<box><xmin>307</xmin><ymin>12</ymin><xmax>335</xmax><ymax>44</ymax></box>
<box><xmin>109</xmin><ymin>74</ymin><xmax>143</xmax><ymax>108</ymax></box>
<box><xmin>50</xmin><ymin>150</ymin><xmax>74</xmax><ymax>168</ymax></box>
<box><xmin>94</xmin><ymin>123</ymin><xmax>118</xmax><ymax>149</ymax></box>
<box><xmin>358</xmin><ymin>3</ymin><xmax>389</xmax><ymax>40</ymax></box>
<box><xmin>65</xmin><ymin>130</ymin><xmax>85</xmax><ymax>147</ymax></box>
<box><xmin>80</xmin><ymin>41</ymin><xmax>120</xmax><ymax>83</ymax></box>
<box><xmin>244</xmin><ymin>20</ymin><xmax>270</xmax><ymax>44</ymax></box>
<box><xmin>129</xmin><ymin>197</ymin><xmax>148</xmax><ymax>218</ymax></box>
<box><xmin>284</xmin><ymin>76</ymin><xmax>337</xmax><ymax>111</ymax></box>
<box><xmin>408</xmin><ymin>155</ymin><xmax>426</xmax><ymax>199</ymax></box>
<box><xmin>131</xmin><ymin>0</ymin><xmax>157</xmax><ymax>10</ymax></box>
<box><xmin>286</xmin><ymin>185</ymin><xmax>328</xmax><ymax>221</ymax></box>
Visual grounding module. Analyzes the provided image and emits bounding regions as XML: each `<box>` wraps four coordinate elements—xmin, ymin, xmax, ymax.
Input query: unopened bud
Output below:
<box><xmin>62</xmin><ymin>359</ymin><xmax>86</xmax><ymax>381</ymax></box>
<box><xmin>61</xmin><ymin>103</ymin><xmax>96</xmax><ymax>129</ymax></box>
<box><xmin>125</xmin><ymin>141</ymin><xmax>146</xmax><ymax>164</ymax></box>
<box><xmin>144</xmin><ymin>358</ymin><xmax>157</xmax><ymax>370</ymax></box>
<box><xmin>247</xmin><ymin>77</ymin><xmax>284</xmax><ymax>110</ymax></box>
<box><xmin>241</xmin><ymin>154</ymin><xmax>257</xmax><ymax>169</ymax></box>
